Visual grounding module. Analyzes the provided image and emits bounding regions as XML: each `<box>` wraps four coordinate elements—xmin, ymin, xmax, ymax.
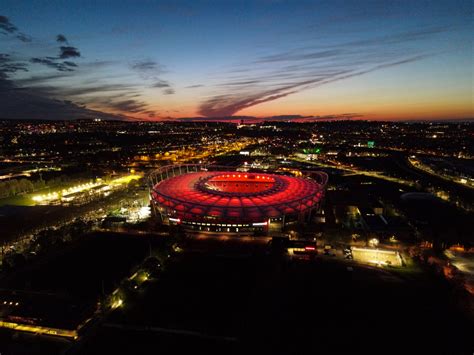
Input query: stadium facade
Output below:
<box><xmin>149</xmin><ymin>164</ymin><xmax>328</xmax><ymax>234</ymax></box>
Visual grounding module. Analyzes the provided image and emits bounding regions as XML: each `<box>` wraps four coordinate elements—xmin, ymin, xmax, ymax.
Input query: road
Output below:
<box><xmin>408</xmin><ymin>157</ymin><xmax>474</xmax><ymax>189</ymax></box>
<box><xmin>291</xmin><ymin>157</ymin><xmax>415</xmax><ymax>187</ymax></box>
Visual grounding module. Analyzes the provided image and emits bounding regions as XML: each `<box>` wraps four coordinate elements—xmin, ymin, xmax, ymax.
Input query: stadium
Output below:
<box><xmin>149</xmin><ymin>164</ymin><xmax>328</xmax><ymax>234</ymax></box>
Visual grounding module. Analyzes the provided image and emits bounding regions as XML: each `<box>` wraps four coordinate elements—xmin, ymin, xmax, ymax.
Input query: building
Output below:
<box><xmin>149</xmin><ymin>164</ymin><xmax>328</xmax><ymax>234</ymax></box>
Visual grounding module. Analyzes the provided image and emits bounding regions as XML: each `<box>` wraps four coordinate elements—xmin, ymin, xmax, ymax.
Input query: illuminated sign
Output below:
<box><xmin>303</xmin><ymin>147</ymin><xmax>322</xmax><ymax>154</ymax></box>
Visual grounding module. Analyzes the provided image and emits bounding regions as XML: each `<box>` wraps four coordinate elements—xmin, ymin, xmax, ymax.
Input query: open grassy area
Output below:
<box><xmin>78</xmin><ymin>238</ymin><xmax>473</xmax><ymax>355</ymax></box>
<box><xmin>0</xmin><ymin>194</ymin><xmax>35</xmax><ymax>207</ymax></box>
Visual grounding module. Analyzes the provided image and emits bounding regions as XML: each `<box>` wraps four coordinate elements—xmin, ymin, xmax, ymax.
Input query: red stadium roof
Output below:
<box><xmin>151</xmin><ymin>171</ymin><xmax>325</xmax><ymax>224</ymax></box>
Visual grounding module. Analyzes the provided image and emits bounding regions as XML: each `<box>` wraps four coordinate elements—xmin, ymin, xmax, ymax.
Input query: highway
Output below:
<box><xmin>408</xmin><ymin>156</ymin><xmax>474</xmax><ymax>189</ymax></box>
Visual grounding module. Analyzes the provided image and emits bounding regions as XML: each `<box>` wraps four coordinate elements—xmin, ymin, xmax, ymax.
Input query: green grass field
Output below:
<box><xmin>0</xmin><ymin>194</ymin><xmax>35</xmax><ymax>207</ymax></box>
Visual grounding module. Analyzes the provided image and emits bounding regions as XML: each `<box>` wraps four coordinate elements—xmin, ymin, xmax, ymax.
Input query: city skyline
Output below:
<box><xmin>1</xmin><ymin>0</ymin><xmax>472</xmax><ymax>121</ymax></box>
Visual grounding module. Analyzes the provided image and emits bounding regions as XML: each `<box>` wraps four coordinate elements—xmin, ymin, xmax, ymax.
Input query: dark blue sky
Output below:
<box><xmin>1</xmin><ymin>0</ymin><xmax>472</xmax><ymax>120</ymax></box>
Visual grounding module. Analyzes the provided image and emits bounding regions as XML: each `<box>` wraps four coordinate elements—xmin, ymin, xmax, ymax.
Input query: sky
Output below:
<box><xmin>0</xmin><ymin>0</ymin><xmax>472</xmax><ymax>121</ymax></box>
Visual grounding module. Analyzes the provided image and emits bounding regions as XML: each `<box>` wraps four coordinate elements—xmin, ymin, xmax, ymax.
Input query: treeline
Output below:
<box><xmin>1</xmin><ymin>218</ymin><xmax>95</xmax><ymax>272</ymax></box>
<box><xmin>0</xmin><ymin>175</ymin><xmax>69</xmax><ymax>198</ymax></box>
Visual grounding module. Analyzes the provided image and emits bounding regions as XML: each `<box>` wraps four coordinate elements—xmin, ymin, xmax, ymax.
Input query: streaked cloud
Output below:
<box><xmin>0</xmin><ymin>53</ymin><xmax>28</xmax><ymax>75</ymax></box>
<box><xmin>170</xmin><ymin>113</ymin><xmax>363</xmax><ymax>122</ymax></box>
<box><xmin>0</xmin><ymin>15</ymin><xmax>16</xmax><ymax>33</ymax></box>
<box><xmin>185</xmin><ymin>84</ymin><xmax>204</xmax><ymax>89</ymax></box>
<box><xmin>0</xmin><ymin>15</ymin><xmax>31</xmax><ymax>42</ymax></box>
<box><xmin>130</xmin><ymin>59</ymin><xmax>164</xmax><ymax>75</ymax></box>
<box><xmin>30</xmin><ymin>57</ymin><xmax>76</xmax><ymax>72</ymax></box>
<box><xmin>0</xmin><ymin>1</ymin><xmax>471</xmax><ymax>121</ymax></box>
<box><xmin>59</xmin><ymin>46</ymin><xmax>80</xmax><ymax>59</ymax></box>
<box><xmin>131</xmin><ymin>59</ymin><xmax>175</xmax><ymax>95</ymax></box>
<box><xmin>198</xmin><ymin>27</ymin><xmax>447</xmax><ymax>117</ymax></box>
<box><xmin>0</xmin><ymin>75</ymin><xmax>127</xmax><ymax>120</ymax></box>
<box><xmin>56</xmin><ymin>34</ymin><xmax>68</xmax><ymax>43</ymax></box>
<box><xmin>107</xmin><ymin>99</ymin><xmax>148</xmax><ymax>113</ymax></box>
<box><xmin>151</xmin><ymin>80</ymin><xmax>170</xmax><ymax>88</ymax></box>
<box><xmin>29</xmin><ymin>34</ymin><xmax>81</xmax><ymax>72</ymax></box>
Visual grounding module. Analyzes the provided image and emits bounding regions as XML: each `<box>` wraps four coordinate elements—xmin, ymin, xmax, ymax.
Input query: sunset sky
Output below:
<box><xmin>1</xmin><ymin>0</ymin><xmax>472</xmax><ymax>121</ymax></box>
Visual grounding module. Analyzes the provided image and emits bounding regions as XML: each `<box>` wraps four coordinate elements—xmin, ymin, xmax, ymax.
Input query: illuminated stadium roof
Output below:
<box><xmin>150</xmin><ymin>167</ymin><xmax>327</xmax><ymax>225</ymax></box>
